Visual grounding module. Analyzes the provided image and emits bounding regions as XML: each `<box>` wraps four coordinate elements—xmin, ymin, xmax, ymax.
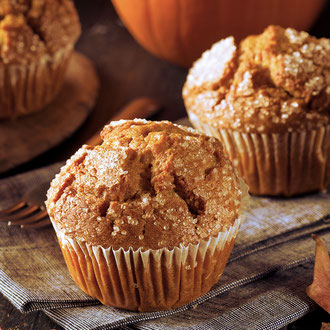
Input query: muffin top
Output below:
<box><xmin>46</xmin><ymin>120</ymin><xmax>242</xmax><ymax>251</ymax></box>
<box><xmin>183</xmin><ymin>25</ymin><xmax>330</xmax><ymax>133</ymax></box>
<box><xmin>0</xmin><ymin>0</ymin><xmax>81</xmax><ymax>64</ymax></box>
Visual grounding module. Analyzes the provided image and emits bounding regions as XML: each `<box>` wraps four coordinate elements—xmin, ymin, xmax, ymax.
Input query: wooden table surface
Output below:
<box><xmin>1</xmin><ymin>0</ymin><xmax>330</xmax><ymax>329</ymax></box>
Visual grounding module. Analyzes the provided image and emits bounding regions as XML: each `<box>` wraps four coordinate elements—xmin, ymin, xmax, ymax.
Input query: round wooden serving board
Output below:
<box><xmin>0</xmin><ymin>52</ymin><xmax>99</xmax><ymax>174</ymax></box>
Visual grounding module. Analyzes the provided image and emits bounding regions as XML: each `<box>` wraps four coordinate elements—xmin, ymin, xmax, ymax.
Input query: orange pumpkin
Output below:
<box><xmin>111</xmin><ymin>0</ymin><xmax>326</xmax><ymax>68</ymax></box>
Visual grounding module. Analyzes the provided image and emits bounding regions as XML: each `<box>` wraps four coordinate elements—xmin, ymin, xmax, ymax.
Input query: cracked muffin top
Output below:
<box><xmin>183</xmin><ymin>25</ymin><xmax>330</xmax><ymax>133</ymax></box>
<box><xmin>46</xmin><ymin>120</ymin><xmax>243</xmax><ymax>251</ymax></box>
<box><xmin>0</xmin><ymin>0</ymin><xmax>81</xmax><ymax>64</ymax></box>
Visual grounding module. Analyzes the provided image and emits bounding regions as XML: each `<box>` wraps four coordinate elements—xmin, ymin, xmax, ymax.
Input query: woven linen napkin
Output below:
<box><xmin>0</xmin><ymin>161</ymin><xmax>329</xmax><ymax>330</ymax></box>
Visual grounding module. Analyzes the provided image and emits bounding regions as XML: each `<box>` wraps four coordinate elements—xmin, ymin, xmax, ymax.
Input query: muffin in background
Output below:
<box><xmin>0</xmin><ymin>0</ymin><xmax>81</xmax><ymax>119</ymax></box>
<box><xmin>183</xmin><ymin>25</ymin><xmax>330</xmax><ymax>197</ymax></box>
<box><xmin>46</xmin><ymin>119</ymin><xmax>248</xmax><ymax>312</ymax></box>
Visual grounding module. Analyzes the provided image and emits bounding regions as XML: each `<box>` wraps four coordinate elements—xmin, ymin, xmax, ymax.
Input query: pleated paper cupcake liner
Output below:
<box><xmin>0</xmin><ymin>45</ymin><xmax>74</xmax><ymax>119</ymax></box>
<box><xmin>188</xmin><ymin>111</ymin><xmax>330</xmax><ymax>196</ymax></box>
<box><xmin>52</xmin><ymin>215</ymin><xmax>243</xmax><ymax>312</ymax></box>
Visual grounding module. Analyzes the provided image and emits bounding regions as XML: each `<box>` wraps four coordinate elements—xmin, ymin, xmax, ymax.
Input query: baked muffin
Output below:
<box><xmin>0</xmin><ymin>0</ymin><xmax>81</xmax><ymax>119</ymax></box>
<box><xmin>46</xmin><ymin>119</ymin><xmax>248</xmax><ymax>312</ymax></box>
<box><xmin>183</xmin><ymin>25</ymin><xmax>330</xmax><ymax>197</ymax></box>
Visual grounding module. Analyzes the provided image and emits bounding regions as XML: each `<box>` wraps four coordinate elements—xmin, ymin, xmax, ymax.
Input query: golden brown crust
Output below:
<box><xmin>0</xmin><ymin>0</ymin><xmax>80</xmax><ymax>64</ymax></box>
<box><xmin>46</xmin><ymin>120</ymin><xmax>242</xmax><ymax>251</ymax></box>
<box><xmin>183</xmin><ymin>25</ymin><xmax>330</xmax><ymax>133</ymax></box>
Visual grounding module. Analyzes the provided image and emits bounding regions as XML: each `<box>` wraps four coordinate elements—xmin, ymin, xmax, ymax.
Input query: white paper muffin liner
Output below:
<box><xmin>188</xmin><ymin>111</ymin><xmax>330</xmax><ymax>196</ymax></box>
<box><xmin>52</xmin><ymin>213</ymin><xmax>244</xmax><ymax>312</ymax></box>
<box><xmin>0</xmin><ymin>45</ymin><xmax>73</xmax><ymax>119</ymax></box>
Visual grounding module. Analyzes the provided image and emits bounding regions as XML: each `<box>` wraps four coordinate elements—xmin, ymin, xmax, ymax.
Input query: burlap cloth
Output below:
<box><xmin>0</xmin><ymin>161</ymin><xmax>329</xmax><ymax>330</ymax></box>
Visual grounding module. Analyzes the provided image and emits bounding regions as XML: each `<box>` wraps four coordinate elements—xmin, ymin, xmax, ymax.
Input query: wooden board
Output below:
<box><xmin>0</xmin><ymin>52</ymin><xmax>99</xmax><ymax>174</ymax></box>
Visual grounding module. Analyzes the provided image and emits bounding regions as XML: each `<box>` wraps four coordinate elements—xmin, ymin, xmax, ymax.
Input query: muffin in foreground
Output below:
<box><xmin>0</xmin><ymin>0</ymin><xmax>81</xmax><ymax>119</ymax></box>
<box><xmin>46</xmin><ymin>119</ymin><xmax>247</xmax><ymax>312</ymax></box>
<box><xmin>183</xmin><ymin>25</ymin><xmax>330</xmax><ymax>197</ymax></box>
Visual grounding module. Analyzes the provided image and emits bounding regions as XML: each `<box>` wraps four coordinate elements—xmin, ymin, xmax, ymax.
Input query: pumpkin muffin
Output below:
<box><xmin>46</xmin><ymin>119</ymin><xmax>248</xmax><ymax>312</ymax></box>
<box><xmin>183</xmin><ymin>25</ymin><xmax>330</xmax><ymax>196</ymax></box>
<box><xmin>0</xmin><ymin>0</ymin><xmax>81</xmax><ymax>119</ymax></box>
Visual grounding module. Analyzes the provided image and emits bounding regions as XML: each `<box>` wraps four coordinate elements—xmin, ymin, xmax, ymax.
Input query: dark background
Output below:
<box><xmin>1</xmin><ymin>0</ymin><xmax>330</xmax><ymax>328</ymax></box>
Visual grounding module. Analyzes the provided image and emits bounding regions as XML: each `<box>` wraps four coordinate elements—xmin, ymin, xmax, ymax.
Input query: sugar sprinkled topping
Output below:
<box><xmin>46</xmin><ymin>120</ymin><xmax>242</xmax><ymax>251</ymax></box>
<box><xmin>0</xmin><ymin>0</ymin><xmax>80</xmax><ymax>64</ymax></box>
<box><xmin>183</xmin><ymin>25</ymin><xmax>330</xmax><ymax>133</ymax></box>
<box><xmin>186</xmin><ymin>36</ymin><xmax>236</xmax><ymax>88</ymax></box>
